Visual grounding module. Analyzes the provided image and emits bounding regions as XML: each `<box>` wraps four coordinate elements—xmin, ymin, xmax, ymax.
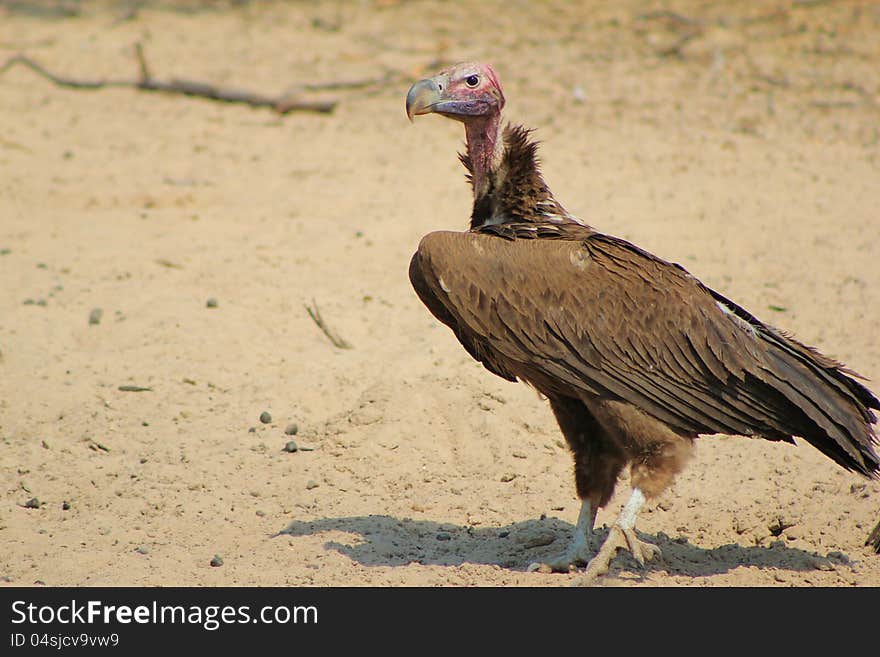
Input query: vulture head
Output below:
<box><xmin>406</xmin><ymin>62</ymin><xmax>518</xmax><ymax>207</ymax></box>
<box><xmin>405</xmin><ymin>62</ymin><xmax>505</xmax><ymax>123</ymax></box>
<box><xmin>406</xmin><ymin>62</ymin><xmax>573</xmax><ymax>228</ymax></box>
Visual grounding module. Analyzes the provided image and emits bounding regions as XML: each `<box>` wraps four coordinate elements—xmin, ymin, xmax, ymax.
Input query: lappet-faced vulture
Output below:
<box><xmin>405</xmin><ymin>62</ymin><xmax>879</xmax><ymax>583</ymax></box>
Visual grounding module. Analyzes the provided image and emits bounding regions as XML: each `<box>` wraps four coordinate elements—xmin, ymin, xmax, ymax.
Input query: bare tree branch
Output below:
<box><xmin>0</xmin><ymin>44</ymin><xmax>339</xmax><ymax>114</ymax></box>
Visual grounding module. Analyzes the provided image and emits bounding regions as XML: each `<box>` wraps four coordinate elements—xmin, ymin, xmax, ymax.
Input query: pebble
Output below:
<box><xmin>284</xmin><ymin>423</ymin><xmax>298</xmax><ymax>436</ymax></box>
<box><xmin>206</xmin><ymin>298</ymin><xmax>218</xmax><ymax>308</ymax></box>
<box><xmin>436</xmin><ymin>532</ymin><xmax>452</xmax><ymax>541</ymax></box>
<box><xmin>259</xmin><ymin>411</ymin><xmax>272</xmax><ymax>424</ymax></box>
<box><xmin>283</xmin><ymin>440</ymin><xmax>299</xmax><ymax>453</ymax></box>
<box><xmin>210</xmin><ymin>555</ymin><xmax>224</xmax><ymax>567</ymax></box>
<box><xmin>88</xmin><ymin>308</ymin><xmax>103</xmax><ymax>325</ymax></box>
<box><xmin>521</xmin><ymin>531</ymin><xmax>557</xmax><ymax>549</ymax></box>
<box><xmin>24</xmin><ymin>497</ymin><xmax>40</xmax><ymax>509</ymax></box>
<box><xmin>135</xmin><ymin>546</ymin><xmax>150</xmax><ymax>555</ymax></box>
<box><xmin>62</xmin><ymin>501</ymin><xmax>70</xmax><ymax>511</ymax></box>
<box><xmin>306</xmin><ymin>480</ymin><xmax>319</xmax><ymax>490</ymax></box>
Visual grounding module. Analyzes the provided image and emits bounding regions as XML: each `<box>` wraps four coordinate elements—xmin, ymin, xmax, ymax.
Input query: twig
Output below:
<box><xmin>135</xmin><ymin>42</ymin><xmax>151</xmax><ymax>82</ymax></box>
<box><xmin>0</xmin><ymin>44</ymin><xmax>339</xmax><ymax>115</ymax></box>
<box><xmin>635</xmin><ymin>10</ymin><xmax>699</xmax><ymax>26</ymax></box>
<box><xmin>0</xmin><ymin>54</ymin><xmax>120</xmax><ymax>89</ymax></box>
<box><xmin>655</xmin><ymin>30</ymin><xmax>702</xmax><ymax>58</ymax></box>
<box><xmin>305</xmin><ymin>300</ymin><xmax>352</xmax><ymax>349</ymax></box>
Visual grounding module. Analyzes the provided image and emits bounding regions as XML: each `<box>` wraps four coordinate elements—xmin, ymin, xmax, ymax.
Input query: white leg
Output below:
<box><xmin>572</xmin><ymin>487</ymin><xmax>661</xmax><ymax>586</ymax></box>
<box><xmin>617</xmin><ymin>487</ymin><xmax>645</xmax><ymax>529</ymax></box>
<box><xmin>528</xmin><ymin>499</ymin><xmax>595</xmax><ymax>573</ymax></box>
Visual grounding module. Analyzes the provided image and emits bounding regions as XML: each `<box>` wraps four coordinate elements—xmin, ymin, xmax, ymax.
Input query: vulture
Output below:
<box><xmin>405</xmin><ymin>62</ymin><xmax>880</xmax><ymax>583</ymax></box>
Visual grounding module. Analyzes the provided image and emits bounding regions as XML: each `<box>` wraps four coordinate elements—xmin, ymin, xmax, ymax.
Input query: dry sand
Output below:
<box><xmin>1</xmin><ymin>0</ymin><xmax>879</xmax><ymax>587</ymax></box>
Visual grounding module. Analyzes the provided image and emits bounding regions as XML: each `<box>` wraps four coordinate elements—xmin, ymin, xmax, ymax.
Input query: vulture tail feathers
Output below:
<box><xmin>701</xmin><ymin>287</ymin><xmax>880</xmax><ymax>477</ymax></box>
<box><xmin>751</xmin><ymin>329</ymin><xmax>879</xmax><ymax>478</ymax></box>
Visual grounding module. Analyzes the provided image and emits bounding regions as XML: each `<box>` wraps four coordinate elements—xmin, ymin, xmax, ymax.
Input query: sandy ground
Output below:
<box><xmin>1</xmin><ymin>0</ymin><xmax>879</xmax><ymax>587</ymax></box>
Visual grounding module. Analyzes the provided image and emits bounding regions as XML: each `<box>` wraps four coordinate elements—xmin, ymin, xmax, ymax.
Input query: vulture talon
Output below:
<box><xmin>405</xmin><ymin>61</ymin><xmax>880</xmax><ymax>583</ymax></box>
<box><xmin>527</xmin><ymin>499</ymin><xmax>596</xmax><ymax>575</ymax></box>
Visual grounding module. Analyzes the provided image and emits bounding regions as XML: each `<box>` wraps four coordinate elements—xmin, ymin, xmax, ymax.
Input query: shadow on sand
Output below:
<box><xmin>276</xmin><ymin>514</ymin><xmax>851</xmax><ymax>580</ymax></box>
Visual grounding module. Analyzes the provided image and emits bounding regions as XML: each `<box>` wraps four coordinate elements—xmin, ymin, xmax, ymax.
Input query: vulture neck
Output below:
<box><xmin>463</xmin><ymin>120</ymin><xmax>577</xmax><ymax>231</ymax></box>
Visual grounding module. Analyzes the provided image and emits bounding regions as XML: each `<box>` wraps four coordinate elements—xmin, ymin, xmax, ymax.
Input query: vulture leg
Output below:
<box><xmin>527</xmin><ymin>500</ymin><xmax>597</xmax><ymax>573</ymax></box>
<box><xmin>527</xmin><ymin>395</ymin><xmax>625</xmax><ymax>573</ymax></box>
<box><xmin>572</xmin><ymin>488</ymin><xmax>661</xmax><ymax>586</ymax></box>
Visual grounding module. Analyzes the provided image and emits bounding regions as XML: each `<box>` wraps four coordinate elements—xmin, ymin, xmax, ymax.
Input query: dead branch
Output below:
<box><xmin>0</xmin><ymin>44</ymin><xmax>338</xmax><ymax>115</ymax></box>
<box><xmin>0</xmin><ymin>54</ymin><xmax>118</xmax><ymax>89</ymax></box>
<box><xmin>305</xmin><ymin>300</ymin><xmax>352</xmax><ymax>350</ymax></box>
<box><xmin>635</xmin><ymin>10</ymin><xmax>699</xmax><ymax>26</ymax></box>
<box><xmin>655</xmin><ymin>30</ymin><xmax>702</xmax><ymax>58</ymax></box>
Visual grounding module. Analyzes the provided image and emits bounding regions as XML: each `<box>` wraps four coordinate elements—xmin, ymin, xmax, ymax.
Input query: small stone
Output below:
<box><xmin>255</xmin><ymin>510</ymin><xmax>266</xmax><ymax>517</ymax></box>
<box><xmin>135</xmin><ymin>546</ymin><xmax>150</xmax><ymax>555</ymax></box>
<box><xmin>306</xmin><ymin>480</ymin><xmax>319</xmax><ymax>490</ymax></box>
<box><xmin>210</xmin><ymin>555</ymin><xmax>224</xmax><ymax>567</ymax></box>
<box><xmin>436</xmin><ymin>532</ymin><xmax>452</xmax><ymax>541</ymax></box>
<box><xmin>500</xmin><ymin>473</ymin><xmax>517</xmax><ymax>483</ymax></box>
<box><xmin>88</xmin><ymin>308</ymin><xmax>103</xmax><ymax>325</ymax></box>
<box><xmin>283</xmin><ymin>440</ymin><xmax>299</xmax><ymax>453</ymax></box>
<box><xmin>521</xmin><ymin>531</ymin><xmax>557</xmax><ymax>549</ymax></box>
<box><xmin>248</xmin><ymin>427</ymin><xmax>256</xmax><ymax>433</ymax></box>
<box><xmin>62</xmin><ymin>501</ymin><xmax>70</xmax><ymax>511</ymax></box>
<box><xmin>809</xmin><ymin>557</ymin><xmax>835</xmax><ymax>572</ymax></box>
<box><xmin>284</xmin><ymin>423</ymin><xmax>299</xmax><ymax>436</ymax></box>
<box><xmin>24</xmin><ymin>497</ymin><xmax>41</xmax><ymax>509</ymax></box>
<box><xmin>206</xmin><ymin>298</ymin><xmax>218</xmax><ymax>308</ymax></box>
<box><xmin>259</xmin><ymin>411</ymin><xmax>272</xmax><ymax>424</ymax></box>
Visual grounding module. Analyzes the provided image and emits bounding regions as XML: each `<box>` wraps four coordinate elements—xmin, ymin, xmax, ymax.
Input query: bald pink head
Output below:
<box><xmin>406</xmin><ymin>62</ymin><xmax>508</xmax><ymax>198</ymax></box>
<box><xmin>405</xmin><ymin>62</ymin><xmax>505</xmax><ymax>122</ymax></box>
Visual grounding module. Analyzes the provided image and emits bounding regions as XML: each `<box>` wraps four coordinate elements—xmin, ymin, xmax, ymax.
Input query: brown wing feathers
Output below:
<box><xmin>413</xmin><ymin>230</ymin><xmax>880</xmax><ymax>478</ymax></box>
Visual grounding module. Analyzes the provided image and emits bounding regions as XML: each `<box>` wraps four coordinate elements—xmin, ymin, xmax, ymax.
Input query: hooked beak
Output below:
<box><xmin>406</xmin><ymin>75</ymin><xmax>492</xmax><ymax>123</ymax></box>
<box><xmin>406</xmin><ymin>78</ymin><xmax>442</xmax><ymax>122</ymax></box>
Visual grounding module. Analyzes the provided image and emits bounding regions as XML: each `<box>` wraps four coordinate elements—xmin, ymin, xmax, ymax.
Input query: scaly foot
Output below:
<box><xmin>527</xmin><ymin>540</ymin><xmax>593</xmax><ymax>573</ymax></box>
<box><xmin>571</xmin><ymin>524</ymin><xmax>661</xmax><ymax>586</ymax></box>
<box><xmin>527</xmin><ymin>499</ymin><xmax>596</xmax><ymax>573</ymax></box>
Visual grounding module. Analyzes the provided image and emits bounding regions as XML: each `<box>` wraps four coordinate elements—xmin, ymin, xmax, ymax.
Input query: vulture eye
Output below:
<box><xmin>465</xmin><ymin>75</ymin><xmax>479</xmax><ymax>87</ymax></box>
